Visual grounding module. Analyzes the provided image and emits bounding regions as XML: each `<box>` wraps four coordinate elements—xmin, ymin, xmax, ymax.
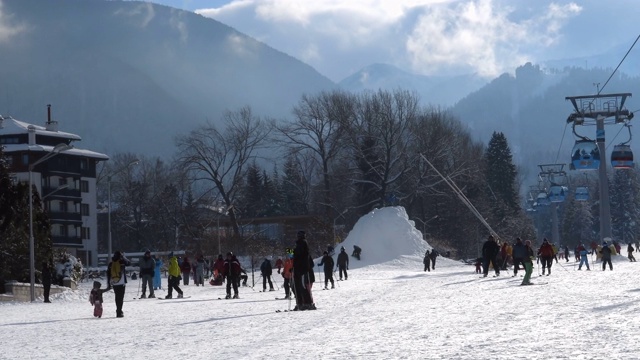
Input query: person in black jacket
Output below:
<box><xmin>511</xmin><ymin>238</ymin><xmax>527</xmax><ymax>277</ymax></box>
<box><xmin>107</xmin><ymin>250</ymin><xmax>131</xmax><ymax>318</ymax></box>
<box><xmin>600</xmin><ymin>242</ymin><xmax>613</xmax><ymax>271</ymax></box>
<box><xmin>429</xmin><ymin>249</ymin><xmax>439</xmax><ymax>270</ymax></box>
<box><xmin>337</xmin><ymin>246</ymin><xmax>349</xmax><ymax>280</ymax></box>
<box><xmin>482</xmin><ymin>235</ymin><xmax>501</xmax><ymax>277</ymax></box>
<box><xmin>41</xmin><ymin>261</ymin><xmax>53</xmax><ymax>303</ymax></box>
<box><xmin>293</xmin><ymin>230</ymin><xmax>314</xmax><ymax>310</ymax></box>
<box><xmin>260</xmin><ymin>257</ymin><xmax>274</xmax><ymax>291</ymax></box>
<box><xmin>138</xmin><ymin>250</ymin><xmax>155</xmax><ymax>298</ymax></box>
<box><xmin>318</xmin><ymin>251</ymin><xmax>335</xmax><ymax>289</ymax></box>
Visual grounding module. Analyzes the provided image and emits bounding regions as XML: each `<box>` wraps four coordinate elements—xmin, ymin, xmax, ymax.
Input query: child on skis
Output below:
<box><xmin>89</xmin><ymin>281</ymin><xmax>109</xmax><ymax>318</ymax></box>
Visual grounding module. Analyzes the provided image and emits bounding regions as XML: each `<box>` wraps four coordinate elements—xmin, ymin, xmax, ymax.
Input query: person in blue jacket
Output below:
<box><xmin>577</xmin><ymin>244</ymin><xmax>590</xmax><ymax>270</ymax></box>
<box><xmin>153</xmin><ymin>255</ymin><xmax>163</xmax><ymax>290</ymax></box>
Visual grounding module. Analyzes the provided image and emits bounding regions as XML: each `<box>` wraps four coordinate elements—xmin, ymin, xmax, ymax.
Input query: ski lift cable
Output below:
<box><xmin>419</xmin><ymin>154</ymin><xmax>500</xmax><ymax>239</ymax></box>
<box><xmin>555</xmin><ymin>122</ymin><xmax>570</xmax><ymax>164</ymax></box>
<box><xmin>597</xmin><ymin>34</ymin><xmax>640</xmax><ymax>95</ymax></box>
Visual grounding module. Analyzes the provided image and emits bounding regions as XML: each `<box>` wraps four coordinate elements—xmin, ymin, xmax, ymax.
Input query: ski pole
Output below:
<box><xmin>271</xmin><ymin>276</ymin><xmax>279</xmax><ymax>290</ymax></box>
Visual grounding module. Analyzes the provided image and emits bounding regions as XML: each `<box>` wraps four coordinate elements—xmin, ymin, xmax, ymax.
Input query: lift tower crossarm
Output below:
<box><xmin>565</xmin><ymin>93</ymin><xmax>632</xmax><ymax>123</ymax></box>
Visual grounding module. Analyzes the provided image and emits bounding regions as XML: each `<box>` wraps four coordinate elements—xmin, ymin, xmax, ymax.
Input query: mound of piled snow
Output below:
<box><xmin>335</xmin><ymin>206</ymin><xmax>429</xmax><ymax>269</ymax></box>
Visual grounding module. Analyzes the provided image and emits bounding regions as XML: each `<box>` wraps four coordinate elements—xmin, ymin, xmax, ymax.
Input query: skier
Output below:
<box><xmin>165</xmin><ymin>252</ymin><xmax>184</xmax><ymax>299</ymax></box>
<box><xmin>600</xmin><ymin>241</ymin><xmax>613</xmax><ymax>271</ymax></box>
<box><xmin>275</xmin><ymin>257</ymin><xmax>283</xmax><ymax>274</ymax></box>
<box><xmin>107</xmin><ymin>250</ymin><xmax>131</xmax><ymax>318</ymax></box>
<box><xmin>139</xmin><ymin>250</ymin><xmax>156</xmax><ymax>298</ymax></box>
<box><xmin>521</xmin><ymin>240</ymin><xmax>536</xmax><ymax>285</ymax></box>
<box><xmin>564</xmin><ymin>245</ymin><xmax>570</xmax><ymax>263</ymax></box>
<box><xmin>577</xmin><ymin>244</ymin><xmax>590</xmax><ymax>270</ymax></box>
<box><xmin>223</xmin><ymin>252</ymin><xmax>241</xmax><ymax>299</ymax></box>
<box><xmin>482</xmin><ymin>235</ymin><xmax>500</xmax><ymax>277</ymax></box>
<box><xmin>352</xmin><ymin>245</ymin><xmax>362</xmax><ymax>260</ymax></box>
<box><xmin>628</xmin><ymin>243</ymin><xmax>637</xmax><ymax>262</ymax></box>
<box><xmin>511</xmin><ymin>237</ymin><xmax>527</xmax><ymax>277</ymax></box>
<box><xmin>537</xmin><ymin>238</ymin><xmax>554</xmax><ymax>276</ymax></box>
<box><xmin>337</xmin><ymin>246</ymin><xmax>349</xmax><ymax>280</ymax></box>
<box><xmin>423</xmin><ymin>250</ymin><xmax>431</xmax><ymax>272</ymax></box>
<box><xmin>327</xmin><ymin>244</ymin><xmax>335</xmax><ymax>256</ymax></box>
<box><xmin>260</xmin><ymin>257</ymin><xmax>275</xmax><ymax>291</ymax></box>
<box><xmin>318</xmin><ymin>251</ymin><xmax>335</xmax><ymax>289</ymax></box>
<box><xmin>293</xmin><ymin>230</ymin><xmax>314</xmax><ymax>310</ymax></box>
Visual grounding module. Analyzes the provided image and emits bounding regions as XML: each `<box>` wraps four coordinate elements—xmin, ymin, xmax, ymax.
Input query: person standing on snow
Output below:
<box><xmin>194</xmin><ymin>254</ymin><xmax>205</xmax><ymax>286</ymax></box>
<box><xmin>628</xmin><ymin>243</ymin><xmax>637</xmax><ymax>262</ymax></box>
<box><xmin>293</xmin><ymin>230</ymin><xmax>314</xmax><ymax>310</ymax></box>
<box><xmin>511</xmin><ymin>238</ymin><xmax>527</xmax><ymax>277</ymax></box>
<box><xmin>223</xmin><ymin>252</ymin><xmax>241</xmax><ymax>299</ymax></box>
<box><xmin>521</xmin><ymin>240</ymin><xmax>536</xmax><ymax>285</ymax></box>
<box><xmin>429</xmin><ymin>249</ymin><xmax>439</xmax><ymax>270</ymax></box>
<box><xmin>139</xmin><ymin>250</ymin><xmax>156</xmax><ymax>298</ymax></box>
<box><xmin>577</xmin><ymin>244</ymin><xmax>590</xmax><ymax>270</ymax></box>
<box><xmin>180</xmin><ymin>257</ymin><xmax>191</xmax><ymax>286</ymax></box>
<box><xmin>166</xmin><ymin>252</ymin><xmax>184</xmax><ymax>299</ymax></box>
<box><xmin>482</xmin><ymin>235</ymin><xmax>501</xmax><ymax>277</ymax></box>
<box><xmin>107</xmin><ymin>250</ymin><xmax>131</xmax><ymax>317</ymax></box>
<box><xmin>423</xmin><ymin>250</ymin><xmax>431</xmax><ymax>272</ymax></box>
<box><xmin>318</xmin><ymin>251</ymin><xmax>335</xmax><ymax>289</ymax></box>
<box><xmin>153</xmin><ymin>255</ymin><xmax>163</xmax><ymax>290</ymax></box>
<box><xmin>537</xmin><ymin>238</ymin><xmax>555</xmax><ymax>276</ymax></box>
<box><xmin>564</xmin><ymin>245</ymin><xmax>570</xmax><ymax>263</ymax></box>
<box><xmin>260</xmin><ymin>257</ymin><xmax>275</xmax><ymax>292</ymax></box>
<box><xmin>600</xmin><ymin>242</ymin><xmax>613</xmax><ymax>271</ymax></box>
<box><xmin>281</xmin><ymin>249</ymin><xmax>294</xmax><ymax>299</ymax></box>
<box><xmin>337</xmin><ymin>246</ymin><xmax>349</xmax><ymax>280</ymax></box>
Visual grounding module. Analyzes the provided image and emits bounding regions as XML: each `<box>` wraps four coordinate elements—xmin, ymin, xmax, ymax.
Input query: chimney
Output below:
<box><xmin>28</xmin><ymin>125</ymin><xmax>36</xmax><ymax>145</ymax></box>
<box><xmin>45</xmin><ymin>104</ymin><xmax>58</xmax><ymax>132</ymax></box>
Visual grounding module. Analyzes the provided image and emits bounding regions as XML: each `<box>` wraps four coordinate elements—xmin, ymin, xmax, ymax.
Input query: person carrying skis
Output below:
<box><xmin>628</xmin><ymin>243</ymin><xmax>637</xmax><ymax>262</ymax></box>
<box><xmin>482</xmin><ymin>235</ymin><xmax>501</xmax><ymax>277</ymax></box>
<box><xmin>423</xmin><ymin>250</ymin><xmax>431</xmax><ymax>272</ymax></box>
<box><xmin>537</xmin><ymin>238</ymin><xmax>555</xmax><ymax>276</ymax></box>
<box><xmin>260</xmin><ymin>257</ymin><xmax>275</xmax><ymax>292</ymax></box>
<box><xmin>318</xmin><ymin>251</ymin><xmax>335</xmax><ymax>289</ymax></box>
<box><xmin>166</xmin><ymin>252</ymin><xmax>184</xmax><ymax>299</ymax></box>
<box><xmin>139</xmin><ymin>250</ymin><xmax>156</xmax><ymax>298</ymax></box>
<box><xmin>293</xmin><ymin>230</ymin><xmax>314</xmax><ymax>310</ymax></box>
<box><xmin>511</xmin><ymin>237</ymin><xmax>527</xmax><ymax>277</ymax></box>
<box><xmin>337</xmin><ymin>246</ymin><xmax>349</xmax><ymax>280</ymax></box>
<box><xmin>577</xmin><ymin>244</ymin><xmax>590</xmax><ymax>270</ymax></box>
<box><xmin>521</xmin><ymin>240</ymin><xmax>536</xmax><ymax>285</ymax></box>
<box><xmin>223</xmin><ymin>252</ymin><xmax>241</xmax><ymax>298</ymax></box>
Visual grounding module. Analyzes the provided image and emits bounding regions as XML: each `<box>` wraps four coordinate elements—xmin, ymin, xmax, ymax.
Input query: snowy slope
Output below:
<box><xmin>2</xmin><ymin>207</ymin><xmax>640</xmax><ymax>359</ymax></box>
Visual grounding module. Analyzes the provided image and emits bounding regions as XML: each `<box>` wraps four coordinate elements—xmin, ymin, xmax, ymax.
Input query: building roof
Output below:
<box><xmin>3</xmin><ymin>143</ymin><xmax>110</xmax><ymax>160</ymax></box>
<box><xmin>0</xmin><ymin>116</ymin><xmax>82</xmax><ymax>140</ymax></box>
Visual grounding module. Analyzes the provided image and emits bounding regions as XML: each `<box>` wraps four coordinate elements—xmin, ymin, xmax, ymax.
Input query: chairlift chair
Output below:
<box><xmin>611</xmin><ymin>144</ymin><xmax>634</xmax><ymax>169</ymax></box>
<box><xmin>575</xmin><ymin>186</ymin><xmax>589</xmax><ymax>201</ymax></box>
<box><xmin>548</xmin><ymin>185</ymin><xmax>568</xmax><ymax>203</ymax></box>
<box><xmin>536</xmin><ymin>192</ymin><xmax>550</xmax><ymax>206</ymax></box>
<box><xmin>571</xmin><ymin>139</ymin><xmax>600</xmax><ymax>171</ymax></box>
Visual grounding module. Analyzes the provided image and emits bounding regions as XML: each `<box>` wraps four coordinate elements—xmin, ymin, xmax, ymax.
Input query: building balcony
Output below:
<box><xmin>42</xmin><ymin>186</ymin><xmax>81</xmax><ymax>199</ymax></box>
<box><xmin>52</xmin><ymin>235</ymin><xmax>83</xmax><ymax>248</ymax></box>
<box><xmin>48</xmin><ymin>211</ymin><xmax>82</xmax><ymax>222</ymax></box>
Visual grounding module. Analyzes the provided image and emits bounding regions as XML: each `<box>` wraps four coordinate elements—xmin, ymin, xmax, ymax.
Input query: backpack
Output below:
<box><xmin>111</xmin><ymin>261</ymin><xmax>122</xmax><ymax>284</ymax></box>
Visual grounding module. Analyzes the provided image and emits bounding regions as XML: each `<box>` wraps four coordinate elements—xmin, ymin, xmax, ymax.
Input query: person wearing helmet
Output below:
<box><xmin>337</xmin><ymin>246</ymin><xmax>349</xmax><ymax>280</ymax></box>
<box><xmin>318</xmin><ymin>251</ymin><xmax>335</xmax><ymax>289</ymax></box>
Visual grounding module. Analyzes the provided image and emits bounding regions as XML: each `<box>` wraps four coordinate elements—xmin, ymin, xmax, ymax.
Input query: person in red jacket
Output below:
<box><xmin>275</xmin><ymin>257</ymin><xmax>284</xmax><ymax>274</ymax></box>
<box><xmin>180</xmin><ymin>257</ymin><xmax>191</xmax><ymax>286</ymax></box>
<box><xmin>210</xmin><ymin>254</ymin><xmax>225</xmax><ymax>285</ymax></box>
<box><xmin>281</xmin><ymin>250</ymin><xmax>294</xmax><ymax>299</ymax></box>
<box><xmin>537</xmin><ymin>238</ymin><xmax>555</xmax><ymax>276</ymax></box>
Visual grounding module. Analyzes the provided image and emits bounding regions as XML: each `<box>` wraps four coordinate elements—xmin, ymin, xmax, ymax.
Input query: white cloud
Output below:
<box><xmin>196</xmin><ymin>0</ymin><xmax>582</xmax><ymax>81</ymax></box>
<box><xmin>0</xmin><ymin>0</ymin><xmax>27</xmax><ymax>44</ymax></box>
<box><xmin>114</xmin><ymin>2</ymin><xmax>156</xmax><ymax>28</ymax></box>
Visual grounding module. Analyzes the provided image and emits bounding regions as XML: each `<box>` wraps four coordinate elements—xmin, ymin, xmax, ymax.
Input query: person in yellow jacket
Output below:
<box><xmin>165</xmin><ymin>252</ymin><xmax>184</xmax><ymax>299</ymax></box>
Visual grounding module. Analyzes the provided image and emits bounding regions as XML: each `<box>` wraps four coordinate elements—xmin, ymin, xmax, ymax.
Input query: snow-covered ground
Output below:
<box><xmin>2</xmin><ymin>207</ymin><xmax>640</xmax><ymax>360</ymax></box>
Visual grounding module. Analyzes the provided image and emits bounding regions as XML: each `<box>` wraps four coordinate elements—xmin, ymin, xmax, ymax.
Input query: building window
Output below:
<box><xmin>80</xmin><ymin>159</ymin><xmax>88</xmax><ymax>170</ymax></box>
<box><xmin>81</xmin><ymin>203</ymin><xmax>90</xmax><ymax>216</ymax></box>
<box><xmin>59</xmin><ymin>177</ymin><xmax>67</xmax><ymax>186</ymax></box>
<box><xmin>59</xmin><ymin>201</ymin><xmax>67</xmax><ymax>213</ymax></box>
<box><xmin>22</xmin><ymin>154</ymin><xmax>29</xmax><ymax>165</ymax></box>
<box><xmin>59</xmin><ymin>225</ymin><xmax>68</xmax><ymax>237</ymax></box>
<box><xmin>81</xmin><ymin>227</ymin><xmax>91</xmax><ymax>240</ymax></box>
<box><xmin>81</xmin><ymin>180</ymin><xmax>89</xmax><ymax>193</ymax></box>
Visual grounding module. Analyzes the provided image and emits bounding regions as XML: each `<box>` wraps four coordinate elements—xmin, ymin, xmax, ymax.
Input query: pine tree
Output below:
<box><xmin>610</xmin><ymin>168</ymin><xmax>640</xmax><ymax>243</ymax></box>
<box><xmin>484</xmin><ymin>132</ymin><xmax>521</xmax><ymax>220</ymax></box>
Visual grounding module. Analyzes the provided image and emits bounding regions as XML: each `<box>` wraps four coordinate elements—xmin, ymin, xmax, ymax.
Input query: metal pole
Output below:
<box><xmin>597</xmin><ymin>116</ymin><xmax>612</xmax><ymax>240</ymax></box>
<box><xmin>217</xmin><ymin>215</ymin><xmax>220</xmax><ymax>255</ymax></box>
<box><xmin>107</xmin><ymin>176</ymin><xmax>112</xmax><ymax>260</ymax></box>
<box><xmin>29</xmin><ymin>169</ymin><xmax>35</xmax><ymax>302</ymax></box>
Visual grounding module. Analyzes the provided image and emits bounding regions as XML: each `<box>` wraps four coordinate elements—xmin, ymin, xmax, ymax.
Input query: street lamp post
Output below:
<box><xmin>29</xmin><ymin>143</ymin><xmax>73</xmax><ymax>302</ymax></box>
<box><xmin>333</xmin><ymin>208</ymin><xmax>351</xmax><ymax>244</ymax></box>
<box><xmin>107</xmin><ymin>159</ymin><xmax>139</xmax><ymax>261</ymax></box>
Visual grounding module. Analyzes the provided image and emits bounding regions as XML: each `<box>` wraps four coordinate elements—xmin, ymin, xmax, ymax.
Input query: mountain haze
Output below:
<box><xmin>0</xmin><ymin>0</ymin><xmax>335</xmax><ymax>158</ymax></box>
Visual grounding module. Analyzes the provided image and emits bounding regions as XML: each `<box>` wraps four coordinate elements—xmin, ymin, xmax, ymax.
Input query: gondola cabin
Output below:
<box><xmin>575</xmin><ymin>186</ymin><xmax>589</xmax><ymax>201</ymax></box>
<box><xmin>611</xmin><ymin>144</ymin><xmax>634</xmax><ymax>169</ymax></box>
<box><xmin>536</xmin><ymin>192</ymin><xmax>550</xmax><ymax>206</ymax></box>
<box><xmin>548</xmin><ymin>185</ymin><xmax>568</xmax><ymax>203</ymax></box>
<box><xmin>571</xmin><ymin>140</ymin><xmax>600</xmax><ymax>170</ymax></box>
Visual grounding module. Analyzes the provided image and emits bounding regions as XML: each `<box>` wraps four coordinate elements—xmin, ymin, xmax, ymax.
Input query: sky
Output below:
<box><xmin>144</xmin><ymin>0</ymin><xmax>640</xmax><ymax>82</ymax></box>
<box><xmin>3</xmin><ymin>206</ymin><xmax>640</xmax><ymax>359</ymax></box>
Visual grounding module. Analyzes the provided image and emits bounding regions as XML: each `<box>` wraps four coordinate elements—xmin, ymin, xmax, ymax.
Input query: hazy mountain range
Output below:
<box><xmin>0</xmin><ymin>0</ymin><xmax>638</xmax><ymax>182</ymax></box>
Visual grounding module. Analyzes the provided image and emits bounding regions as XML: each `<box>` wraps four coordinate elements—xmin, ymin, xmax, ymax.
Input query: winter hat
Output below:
<box><xmin>113</xmin><ymin>251</ymin><xmax>122</xmax><ymax>261</ymax></box>
<box><xmin>323</xmin><ymin>251</ymin><xmax>328</xmax><ymax>255</ymax></box>
<box><xmin>93</xmin><ymin>281</ymin><xmax>101</xmax><ymax>289</ymax></box>
<box><xmin>297</xmin><ymin>230</ymin><xmax>306</xmax><ymax>238</ymax></box>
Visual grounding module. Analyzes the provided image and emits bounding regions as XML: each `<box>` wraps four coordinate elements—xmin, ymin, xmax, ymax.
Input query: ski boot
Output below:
<box><xmin>233</xmin><ymin>293</ymin><xmax>239</xmax><ymax>299</ymax></box>
<box><xmin>225</xmin><ymin>294</ymin><xmax>231</xmax><ymax>299</ymax></box>
<box><xmin>140</xmin><ymin>294</ymin><xmax>146</xmax><ymax>299</ymax></box>
<box><xmin>177</xmin><ymin>293</ymin><xmax>184</xmax><ymax>298</ymax></box>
